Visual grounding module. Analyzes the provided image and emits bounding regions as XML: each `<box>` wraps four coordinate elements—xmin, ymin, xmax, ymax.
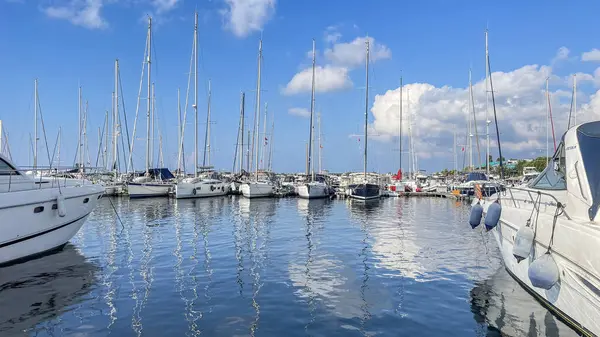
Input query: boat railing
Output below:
<box><xmin>1</xmin><ymin>167</ymin><xmax>100</xmax><ymax>193</ymax></box>
<box><xmin>486</xmin><ymin>184</ymin><xmax>571</xmax><ymax>220</ymax></box>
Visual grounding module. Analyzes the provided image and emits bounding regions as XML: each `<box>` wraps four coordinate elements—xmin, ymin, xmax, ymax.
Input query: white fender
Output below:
<box><xmin>56</xmin><ymin>194</ymin><xmax>67</xmax><ymax>217</ymax></box>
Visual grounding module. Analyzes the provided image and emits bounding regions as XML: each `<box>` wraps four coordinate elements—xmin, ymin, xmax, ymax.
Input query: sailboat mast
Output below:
<box><xmin>546</xmin><ymin>77</ymin><xmax>550</xmax><ymax>165</ymax></box>
<box><xmin>253</xmin><ymin>39</ymin><xmax>263</xmax><ymax>179</ymax></box>
<box><xmin>113</xmin><ymin>59</ymin><xmax>119</xmax><ymax>175</ymax></box>
<box><xmin>574</xmin><ymin>74</ymin><xmax>577</xmax><ymax>126</ymax></box>
<box><xmin>145</xmin><ymin>16</ymin><xmax>152</xmax><ymax>174</ymax></box>
<box><xmin>240</xmin><ymin>93</ymin><xmax>245</xmax><ymax>173</ymax></box>
<box><xmin>57</xmin><ymin>127</ymin><xmax>61</xmax><ymax>168</ymax></box>
<box><xmin>261</xmin><ymin>103</ymin><xmax>268</xmax><ymax>171</ymax></box>
<box><xmin>203</xmin><ymin>79</ymin><xmax>211</xmax><ymax>167</ymax></box>
<box><xmin>78</xmin><ymin>85</ymin><xmax>82</xmax><ymax>170</ymax></box>
<box><xmin>399</xmin><ymin>76</ymin><xmax>403</xmax><ymax>175</ymax></box>
<box><xmin>308</xmin><ymin>39</ymin><xmax>316</xmax><ymax>180</ymax></box>
<box><xmin>485</xmin><ymin>29</ymin><xmax>490</xmax><ymax>175</ymax></box>
<box><xmin>193</xmin><ymin>11</ymin><xmax>199</xmax><ymax>177</ymax></box>
<box><xmin>151</xmin><ymin>82</ymin><xmax>156</xmax><ymax>167</ymax></box>
<box><xmin>33</xmin><ymin>79</ymin><xmax>38</xmax><ymax>171</ymax></box>
<box><xmin>468</xmin><ymin>69</ymin><xmax>473</xmax><ymax>171</ymax></box>
<box><xmin>269</xmin><ymin>116</ymin><xmax>274</xmax><ymax>172</ymax></box>
<box><xmin>364</xmin><ymin>40</ymin><xmax>370</xmax><ymax>181</ymax></box>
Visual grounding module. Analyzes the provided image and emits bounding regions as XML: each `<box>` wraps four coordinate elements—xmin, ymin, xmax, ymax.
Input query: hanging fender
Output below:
<box><xmin>484</xmin><ymin>201</ymin><xmax>502</xmax><ymax>231</ymax></box>
<box><xmin>469</xmin><ymin>202</ymin><xmax>484</xmax><ymax>229</ymax></box>
<box><xmin>528</xmin><ymin>253</ymin><xmax>560</xmax><ymax>290</ymax></box>
<box><xmin>56</xmin><ymin>194</ymin><xmax>67</xmax><ymax>217</ymax></box>
<box><xmin>512</xmin><ymin>223</ymin><xmax>534</xmax><ymax>262</ymax></box>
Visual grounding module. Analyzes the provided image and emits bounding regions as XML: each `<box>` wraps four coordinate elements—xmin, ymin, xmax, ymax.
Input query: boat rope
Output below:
<box><xmin>108</xmin><ymin>198</ymin><xmax>125</xmax><ymax>230</ymax></box>
<box><xmin>531</xmin><ymin>192</ymin><xmax>542</xmax><ymax>243</ymax></box>
<box><xmin>546</xmin><ymin>202</ymin><xmax>564</xmax><ymax>254</ymax></box>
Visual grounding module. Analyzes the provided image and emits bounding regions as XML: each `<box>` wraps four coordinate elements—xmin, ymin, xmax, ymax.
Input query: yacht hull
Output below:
<box><xmin>127</xmin><ymin>183</ymin><xmax>171</xmax><ymax>198</ymax></box>
<box><xmin>241</xmin><ymin>182</ymin><xmax>274</xmax><ymax>198</ymax></box>
<box><xmin>477</xmin><ymin>198</ymin><xmax>600</xmax><ymax>336</ymax></box>
<box><xmin>297</xmin><ymin>183</ymin><xmax>329</xmax><ymax>199</ymax></box>
<box><xmin>175</xmin><ymin>181</ymin><xmax>229</xmax><ymax>199</ymax></box>
<box><xmin>0</xmin><ymin>184</ymin><xmax>103</xmax><ymax>265</ymax></box>
<box><xmin>349</xmin><ymin>183</ymin><xmax>380</xmax><ymax>201</ymax></box>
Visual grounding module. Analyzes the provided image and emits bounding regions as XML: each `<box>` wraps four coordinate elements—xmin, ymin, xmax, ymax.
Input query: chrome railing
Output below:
<box><xmin>0</xmin><ymin>167</ymin><xmax>105</xmax><ymax>193</ymax></box>
<box><xmin>489</xmin><ymin>184</ymin><xmax>571</xmax><ymax>221</ymax></box>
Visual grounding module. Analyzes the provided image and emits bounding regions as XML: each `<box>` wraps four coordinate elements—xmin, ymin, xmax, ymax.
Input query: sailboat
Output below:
<box><xmin>298</xmin><ymin>39</ymin><xmax>330</xmax><ymax>199</ymax></box>
<box><xmin>240</xmin><ymin>39</ymin><xmax>275</xmax><ymax>198</ymax></box>
<box><xmin>127</xmin><ymin>16</ymin><xmax>173</xmax><ymax>198</ymax></box>
<box><xmin>471</xmin><ymin>31</ymin><xmax>600</xmax><ymax>336</ymax></box>
<box><xmin>348</xmin><ymin>40</ymin><xmax>380</xmax><ymax>201</ymax></box>
<box><xmin>175</xmin><ymin>13</ymin><xmax>229</xmax><ymax>199</ymax></box>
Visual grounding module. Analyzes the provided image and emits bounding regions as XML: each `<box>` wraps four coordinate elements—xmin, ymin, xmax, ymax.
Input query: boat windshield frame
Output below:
<box><xmin>576</xmin><ymin>121</ymin><xmax>600</xmax><ymax>220</ymax></box>
<box><xmin>527</xmin><ymin>142</ymin><xmax>566</xmax><ymax>191</ymax></box>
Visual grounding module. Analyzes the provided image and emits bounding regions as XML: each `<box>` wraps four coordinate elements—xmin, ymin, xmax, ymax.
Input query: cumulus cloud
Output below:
<box><xmin>288</xmin><ymin>107</ymin><xmax>311</xmax><ymax>118</ymax></box>
<box><xmin>152</xmin><ymin>0</ymin><xmax>180</xmax><ymax>14</ymax></box>
<box><xmin>325</xmin><ymin>36</ymin><xmax>391</xmax><ymax>68</ymax></box>
<box><xmin>221</xmin><ymin>0</ymin><xmax>276</xmax><ymax>37</ymax></box>
<box><xmin>551</xmin><ymin>46</ymin><xmax>570</xmax><ymax>64</ymax></box>
<box><xmin>282</xmin><ymin>65</ymin><xmax>352</xmax><ymax>95</ymax></box>
<box><xmin>582</xmin><ymin>49</ymin><xmax>600</xmax><ymax>62</ymax></box>
<box><xmin>44</xmin><ymin>0</ymin><xmax>108</xmax><ymax>29</ymax></box>
<box><xmin>368</xmin><ymin>63</ymin><xmax>600</xmax><ymax>164</ymax></box>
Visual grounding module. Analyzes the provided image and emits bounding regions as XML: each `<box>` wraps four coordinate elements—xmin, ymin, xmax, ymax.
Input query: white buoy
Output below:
<box><xmin>528</xmin><ymin>253</ymin><xmax>560</xmax><ymax>290</ymax></box>
<box><xmin>56</xmin><ymin>195</ymin><xmax>66</xmax><ymax>217</ymax></box>
<box><xmin>513</xmin><ymin>224</ymin><xmax>534</xmax><ymax>262</ymax></box>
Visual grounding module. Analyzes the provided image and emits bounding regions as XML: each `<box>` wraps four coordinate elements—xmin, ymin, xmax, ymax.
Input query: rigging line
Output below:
<box><xmin>49</xmin><ymin>129</ymin><xmax>60</xmax><ymax>169</ymax></box>
<box><xmin>470</xmin><ymin>79</ymin><xmax>482</xmax><ymax>169</ymax></box>
<box><xmin>487</xmin><ymin>49</ymin><xmax>504</xmax><ymax>179</ymax></box>
<box><xmin>547</xmin><ymin>203</ymin><xmax>564</xmax><ymax>253</ymax></box>
<box><xmin>119</xmin><ymin>68</ymin><xmax>132</xmax><ymax>173</ymax></box>
<box><xmin>36</xmin><ymin>89</ymin><xmax>62</xmax><ymax>193</ymax></box>
<box><xmin>95</xmin><ymin>114</ymin><xmax>107</xmax><ymax>169</ymax></box>
<box><xmin>567</xmin><ymin>81</ymin><xmax>575</xmax><ymax>130</ymax></box>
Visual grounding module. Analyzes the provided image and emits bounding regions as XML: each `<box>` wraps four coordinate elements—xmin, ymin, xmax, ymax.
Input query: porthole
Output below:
<box><xmin>83</xmin><ymin>198</ymin><xmax>90</xmax><ymax>204</ymax></box>
<box><xmin>52</xmin><ymin>204</ymin><xmax>58</xmax><ymax>210</ymax></box>
<box><xmin>34</xmin><ymin>206</ymin><xmax>44</xmax><ymax>213</ymax></box>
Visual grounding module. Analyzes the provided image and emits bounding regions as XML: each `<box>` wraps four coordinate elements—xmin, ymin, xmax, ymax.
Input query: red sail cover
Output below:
<box><xmin>395</xmin><ymin>169</ymin><xmax>402</xmax><ymax>181</ymax></box>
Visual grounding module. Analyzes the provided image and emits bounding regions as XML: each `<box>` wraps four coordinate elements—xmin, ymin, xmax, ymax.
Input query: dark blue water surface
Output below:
<box><xmin>0</xmin><ymin>197</ymin><xmax>578</xmax><ymax>336</ymax></box>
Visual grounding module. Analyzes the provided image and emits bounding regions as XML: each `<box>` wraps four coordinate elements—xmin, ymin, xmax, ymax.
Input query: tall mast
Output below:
<box><xmin>83</xmin><ymin>100</ymin><xmax>89</xmax><ymax>169</ymax></box>
<box><xmin>318</xmin><ymin>110</ymin><xmax>322</xmax><ymax>174</ymax></box>
<box><xmin>240</xmin><ymin>93</ymin><xmax>245</xmax><ymax>173</ymax></box>
<box><xmin>399</xmin><ymin>76</ymin><xmax>403</xmax><ymax>175</ymax></box>
<box><xmin>453</xmin><ymin>130</ymin><xmax>457</xmax><ymax>173</ymax></box>
<box><xmin>113</xmin><ymin>59</ymin><xmax>119</xmax><ymax>175</ymax></box>
<box><xmin>194</xmin><ymin>10</ymin><xmax>199</xmax><ymax>176</ymax></box>
<box><xmin>546</xmin><ymin>77</ymin><xmax>550</xmax><ymax>165</ymax></box>
<box><xmin>269</xmin><ymin>115</ymin><xmax>274</xmax><ymax>172</ymax></box>
<box><xmin>145</xmin><ymin>16</ymin><xmax>152</xmax><ymax>174</ymax></box>
<box><xmin>468</xmin><ymin>69</ymin><xmax>473</xmax><ymax>171</ymax></box>
<box><xmin>574</xmin><ymin>74</ymin><xmax>577</xmax><ymax>126</ymax></box>
<box><xmin>203</xmin><ymin>79</ymin><xmax>211</xmax><ymax>167</ymax></box>
<box><xmin>151</xmin><ymin>82</ymin><xmax>155</xmax><ymax>167</ymax></box>
<box><xmin>485</xmin><ymin>29</ymin><xmax>490</xmax><ymax>175</ymax></box>
<box><xmin>104</xmin><ymin>110</ymin><xmax>109</xmax><ymax>167</ymax></box>
<box><xmin>177</xmin><ymin>88</ymin><xmax>181</xmax><ymax>174</ymax></box>
<box><xmin>253</xmin><ymin>39</ymin><xmax>263</xmax><ymax>179</ymax></box>
<box><xmin>57</xmin><ymin>127</ymin><xmax>61</xmax><ymax>168</ymax></box>
<box><xmin>308</xmin><ymin>39</ymin><xmax>316</xmax><ymax>180</ymax></box>
<box><xmin>364</xmin><ymin>40</ymin><xmax>370</xmax><ymax>181</ymax></box>
<box><xmin>78</xmin><ymin>85</ymin><xmax>82</xmax><ymax>170</ymax></box>
<box><xmin>33</xmin><ymin>79</ymin><xmax>38</xmax><ymax>171</ymax></box>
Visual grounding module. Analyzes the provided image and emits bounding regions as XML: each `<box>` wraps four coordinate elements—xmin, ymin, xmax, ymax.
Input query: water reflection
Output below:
<box><xmin>470</xmin><ymin>268</ymin><xmax>577</xmax><ymax>337</ymax></box>
<box><xmin>0</xmin><ymin>245</ymin><xmax>98</xmax><ymax>336</ymax></box>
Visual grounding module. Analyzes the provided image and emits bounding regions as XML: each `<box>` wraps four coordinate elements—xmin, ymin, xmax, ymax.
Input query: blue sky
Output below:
<box><xmin>2</xmin><ymin>0</ymin><xmax>600</xmax><ymax>174</ymax></box>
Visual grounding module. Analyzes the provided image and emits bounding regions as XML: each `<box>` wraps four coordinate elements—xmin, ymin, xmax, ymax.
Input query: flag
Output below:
<box><xmin>462</xmin><ymin>147</ymin><xmax>464</xmax><ymax>152</ymax></box>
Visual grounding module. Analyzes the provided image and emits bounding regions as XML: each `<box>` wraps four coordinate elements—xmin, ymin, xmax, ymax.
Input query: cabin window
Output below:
<box><xmin>83</xmin><ymin>198</ymin><xmax>89</xmax><ymax>204</ymax></box>
<box><xmin>34</xmin><ymin>206</ymin><xmax>44</xmax><ymax>213</ymax></box>
<box><xmin>0</xmin><ymin>158</ymin><xmax>19</xmax><ymax>176</ymax></box>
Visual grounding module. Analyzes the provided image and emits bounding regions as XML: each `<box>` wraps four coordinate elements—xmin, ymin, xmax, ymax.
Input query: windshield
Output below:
<box><xmin>577</xmin><ymin>121</ymin><xmax>600</xmax><ymax>220</ymax></box>
<box><xmin>528</xmin><ymin>142</ymin><xmax>566</xmax><ymax>190</ymax></box>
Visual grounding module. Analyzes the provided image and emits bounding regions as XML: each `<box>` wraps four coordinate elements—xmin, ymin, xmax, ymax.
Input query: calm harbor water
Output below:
<box><xmin>0</xmin><ymin>197</ymin><xmax>578</xmax><ymax>337</ymax></box>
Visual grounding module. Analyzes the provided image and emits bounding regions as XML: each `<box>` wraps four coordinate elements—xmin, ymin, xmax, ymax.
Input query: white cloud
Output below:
<box><xmin>324</xmin><ymin>25</ymin><xmax>341</xmax><ymax>43</ymax></box>
<box><xmin>44</xmin><ymin>0</ymin><xmax>108</xmax><ymax>29</ymax></box>
<box><xmin>324</xmin><ymin>36</ymin><xmax>391</xmax><ymax>68</ymax></box>
<box><xmin>368</xmin><ymin>63</ymin><xmax>588</xmax><ymax>164</ymax></box>
<box><xmin>221</xmin><ymin>0</ymin><xmax>276</xmax><ymax>38</ymax></box>
<box><xmin>582</xmin><ymin>48</ymin><xmax>600</xmax><ymax>62</ymax></box>
<box><xmin>552</xmin><ymin>46</ymin><xmax>570</xmax><ymax>64</ymax></box>
<box><xmin>152</xmin><ymin>0</ymin><xmax>180</xmax><ymax>13</ymax></box>
<box><xmin>288</xmin><ymin>107</ymin><xmax>310</xmax><ymax>118</ymax></box>
<box><xmin>282</xmin><ymin>65</ymin><xmax>352</xmax><ymax>95</ymax></box>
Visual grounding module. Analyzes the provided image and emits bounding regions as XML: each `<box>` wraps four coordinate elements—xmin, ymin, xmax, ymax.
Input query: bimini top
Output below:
<box><xmin>465</xmin><ymin>172</ymin><xmax>487</xmax><ymax>182</ymax></box>
<box><xmin>576</xmin><ymin>121</ymin><xmax>600</xmax><ymax>221</ymax></box>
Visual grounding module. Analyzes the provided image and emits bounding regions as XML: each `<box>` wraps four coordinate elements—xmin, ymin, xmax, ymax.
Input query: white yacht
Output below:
<box><xmin>0</xmin><ymin>154</ymin><xmax>104</xmax><ymax>265</ymax></box>
<box><xmin>298</xmin><ymin>178</ymin><xmax>330</xmax><ymax>199</ymax></box>
<box><xmin>175</xmin><ymin>171</ymin><xmax>229</xmax><ymax>199</ymax></box>
<box><xmin>240</xmin><ymin>179</ymin><xmax>274</xmax><ymax>198</ymax></box>
<box><xmin>127</xmin><ymin>168</ymin><xmax>173</xmax><ymax>198</ymax></box>
<box><xmin>472</xmin><ymin>121</ymin><xmax>600</xmax><ymax>336</ymax></box>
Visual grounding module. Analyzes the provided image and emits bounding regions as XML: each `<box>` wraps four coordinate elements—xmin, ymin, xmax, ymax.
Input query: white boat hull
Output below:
<box><xmin>127</xmin><ymin>182</ymin><xmax>171</xmax><ymax>198</ymax></box>
<box><xmin>477</xmin><ymin>198</ymin><xmax>600</xmax><ymax>336</ymax></box>
<box><xmin>175</xmin><ymin>181</ymin><xmax>229</xmax><ymax>199</ymax></box>
<box><xmin>241</xmin><ymin>182</ymin><xmax>274</xmax><ymax>198</ymax></box>
<box><xmin>0</xmin><ymin>184</ymin><xmax>104</xmax><ymax>265</ymax></box>
<box><xmin>297</xmin><ymin>183</ymin><xmax>329</xmax><ymax>199</ymax></box>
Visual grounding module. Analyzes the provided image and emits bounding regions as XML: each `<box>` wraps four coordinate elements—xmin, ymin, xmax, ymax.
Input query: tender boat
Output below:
<box><xmin>472</xmin><ymin>121</ymin><xmax>600</xmax><ymax>336</ymax></box>
<box><xmin>0</xmin><ymin>154</ymin><xmax>104</xmax><ymax>265</ymax></box>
